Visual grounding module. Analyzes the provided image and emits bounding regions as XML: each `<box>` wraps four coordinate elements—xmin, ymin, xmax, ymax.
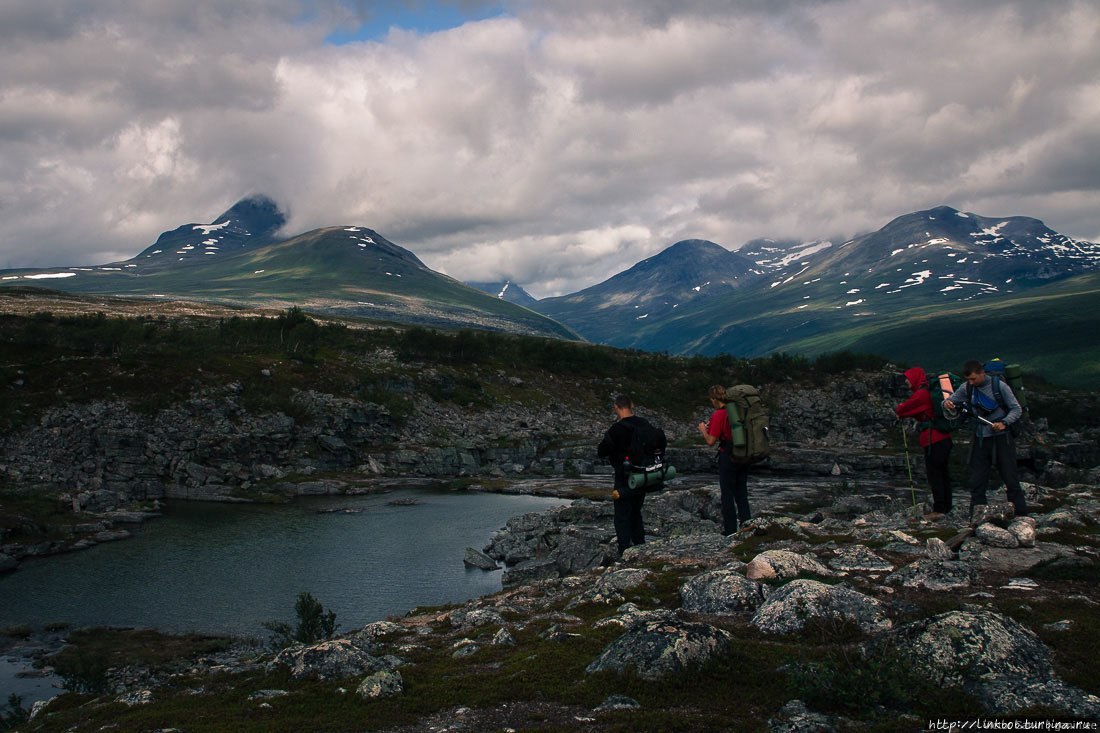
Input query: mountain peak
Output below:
<box><xmin>213</xmin><ymin>194</ymin><xmax>286</xmax><ymax>240</ymax></box>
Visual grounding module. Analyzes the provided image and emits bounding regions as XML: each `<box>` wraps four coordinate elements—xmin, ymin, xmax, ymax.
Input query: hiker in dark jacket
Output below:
<box><xmin>895</xmin><ymin>366</ymin><xmax>952</xmax><ymax>516</ymax></box>
<box><xmin>697</xmin><ymin>385</ymin><xmax>751</xmax><ymax>535</ymax></box>
<box><xmin>597</xmin><ymin>394</ymin><xmax>647</xmax><ymax>555</ymax></box>
<box><xmin>944</xmin><ymin>360</ymin><xmax>1027</xmax><ymax>516</ymax></box>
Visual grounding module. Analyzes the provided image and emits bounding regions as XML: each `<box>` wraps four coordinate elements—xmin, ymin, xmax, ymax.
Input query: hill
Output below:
<box><xmin>0</xmin><ymin>199</ymin><xmax>577</xmax><ymax>340</ymax></box>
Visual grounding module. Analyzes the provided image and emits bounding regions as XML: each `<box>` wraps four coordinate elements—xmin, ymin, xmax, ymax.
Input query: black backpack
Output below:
<box><xmin>623</xmin><ymin>417</ymin><xmax>667</xmax><ymax>473</ymax></box>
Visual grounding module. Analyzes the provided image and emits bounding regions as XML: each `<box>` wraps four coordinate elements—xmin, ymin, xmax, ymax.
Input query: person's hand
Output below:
<box><xmin>993</xmin><ymin>421</ymin><xmax>1006</xmax><ymax>432</ymax></box>
<box><xmin>943</xmin><ymin>400</ymin><xmax>957</xmax><ymax>413</ymax></box>
<box><xmin>697</xmin><ymin>422</ymin><xmax>707</xmax><ymax>434</ymax></box>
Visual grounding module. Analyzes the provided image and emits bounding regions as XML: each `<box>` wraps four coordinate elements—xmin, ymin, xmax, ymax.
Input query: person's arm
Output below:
<box><xmin>895</xmin><ymin>391</ymin><xmax>926</xmax><ymax>419</ymax></box>
<box><xmin>943</xmin><ymin>383</ymin><xmax>968</xmax><ymax>412</ymax></box>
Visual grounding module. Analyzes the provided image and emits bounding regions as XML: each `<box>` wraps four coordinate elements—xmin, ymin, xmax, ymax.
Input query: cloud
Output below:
<box><xmin>0</xmin><ymin>0</ymin><xmax>1097</xmax><ymax>295</ymax></box>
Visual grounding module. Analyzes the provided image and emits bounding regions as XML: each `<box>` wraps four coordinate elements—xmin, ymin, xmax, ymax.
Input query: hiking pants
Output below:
<box><xmin>717</xmin><ymin>451</ymin><xmax>751</xmax><ymax>534</ymax></box>
<box><xmin>613</xmin><ymin>486</ymin><xmax>646</xmax><ymax>555</ymax></box>
<box><xmin>968</xmin><ymin>433</ymin><xmax>1027</xmax><ymax>515</ymax></box>
<box><xmin>924</xmin><ymin>438</ymin><xmax>952</xmax><ymax>513</ymax></box>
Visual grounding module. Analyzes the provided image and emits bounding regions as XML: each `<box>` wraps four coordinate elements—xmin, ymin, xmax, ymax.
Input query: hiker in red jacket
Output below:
<box><xmin>895</xmin><ymin>366</ymin><xmax>953</xmax><ymax>517</ymax></box>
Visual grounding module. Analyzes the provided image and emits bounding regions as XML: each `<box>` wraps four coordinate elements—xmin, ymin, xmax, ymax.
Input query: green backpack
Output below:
<box><xmin>725</xmin><ymin>385</ymin><xmax>771</xmax><ymax>464</ymax></box>
<box><xmin>919</xmin><ymin>371</ymin><xmax>963</xmax><ymax>433</ymax></box>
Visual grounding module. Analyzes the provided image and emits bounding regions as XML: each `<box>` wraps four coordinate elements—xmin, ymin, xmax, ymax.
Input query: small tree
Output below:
<box><xmin>263</xmin><ymin>591</ymin><xmax>338</xmax><ymax>649</ymax></box>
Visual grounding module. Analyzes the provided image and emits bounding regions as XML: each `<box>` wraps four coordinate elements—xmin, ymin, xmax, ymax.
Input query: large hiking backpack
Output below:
<box><xmin>725</xmin><ymin>385</ymin><xmax>770</xmax><ymax>464</ymax></box>
<box><xmin>984</xmin><ymin>358</ymin><xmax>1028</xmax><ymax>414</ymax></box>
<box><xmin>919</xmin><ymin>372</ymin><xmax>963</xmax><ymax>433</ymax></box>
<box><xmin>623</xmin><ymin>418</ymin><xmax>675</xmax><ymax>492</ymax></box>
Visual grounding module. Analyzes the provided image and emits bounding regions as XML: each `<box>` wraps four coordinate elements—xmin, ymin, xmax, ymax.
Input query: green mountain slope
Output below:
<box><xmin>0</xmin><ymin>226</ymin><xmax>578</xmax><ymax>340</ymax></box>
<box><xmin>782</xmin><ymin>272</ymin><xmax>1100</xmax><ymax>386</ymax></box>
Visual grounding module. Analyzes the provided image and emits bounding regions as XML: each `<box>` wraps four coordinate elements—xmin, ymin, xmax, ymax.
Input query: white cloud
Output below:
<box><xmin>0</xmin><ymin>0</ymin><xmax>1098</xmax><ymax>293</ymax></box>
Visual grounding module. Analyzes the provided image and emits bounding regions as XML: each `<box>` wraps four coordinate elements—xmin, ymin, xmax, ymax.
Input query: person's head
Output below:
<box><xmin>963</xmin><ymin>360</ymin><xmax>986</xmax><ymax>386</ymax></box>
<box><xmin>707</xmin><ymin>385</ymin><xmax>727</xmax><ymax>406</ymax></box>
<box><xmin>613</xmin><ymin>394</ymin><xmax>634</xmax><ymax>418</ymax></box>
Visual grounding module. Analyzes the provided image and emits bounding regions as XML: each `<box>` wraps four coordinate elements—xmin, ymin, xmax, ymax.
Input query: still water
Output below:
<box><xmin>0</xmin><ymin>488</ymin><xmax>568</xmax><ymax>637</ymax></box>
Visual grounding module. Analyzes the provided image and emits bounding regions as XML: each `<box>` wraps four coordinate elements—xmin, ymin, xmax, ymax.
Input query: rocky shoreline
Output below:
<box><xmin>8</xmin><ymin>474</ymin><xmax>1100</xmax><ymax>731</ymax></box>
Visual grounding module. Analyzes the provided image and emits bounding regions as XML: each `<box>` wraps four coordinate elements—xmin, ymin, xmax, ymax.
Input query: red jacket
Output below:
<box><xmin>895</xmin><ymin>366</ymin><xmax>951</xmax><ymax>447</ymax></box>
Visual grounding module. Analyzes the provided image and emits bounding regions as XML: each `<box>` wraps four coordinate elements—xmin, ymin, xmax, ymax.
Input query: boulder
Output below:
<box><xmin>679</xmin><ymin>569</ymin><xmax>767</xmax><ymax>615</ymax></box>
<box><xmin>751</xmin><ymin>579</ymin><xmax>891</xmax><ymax>635</ymax></box>
<box><xmin>463</xmin><ymin>547</ymin><xmax>498</xmax><ymax>570</ymax></box>
<box><xmin>356</xmin><ymin>670</ymin><xmax>403</xmax><ymax>699</ymax></box>
<box><xmin>767</xmin><ymin>699</ymin><xmax>837</xmax><ymax>733</ymax></box>
<box><xmin>501</xmin><ymin>557</ymin><xmax>559</xmax><ymax>587</ymax></box>
<box><xmin>826</xmin><ymin>545</ymin><xmax>894</xmax><ymax>573</ymax></box>
<box><xmin>885</xmin><ymin>559</ymin><xmax>974</xmax><ymax>591</ymax></box>
<box><xmin>745</xmin><ymin>550</ymin><xmax>831</xmax><ymax>581</ymax></box>
<box><xmin>547</xmin><ymin>525</ymin><xmax>617</xmax><ymax>575</ymax></box>
<box><xmin>925</xmin><ymin>537</ymin><xmax>954</xmax><ymax>560</ymax></box>
<box><xmin>975</xmin><ymin>522</ymin><xmax>1019</xmax><ymax>548</ymax></box>
<box><xmin>869</xmin><ymin>610</ymin><xmax>1100</xmax><ymax>716</ymax></box>
<box><xmin>1007</xmin><ymin>517</ymin><xmax>1037</xmax><ymax>548</ymax></box>
<box><xmin>568</xmin><ymin>567</ymin><xmax>654</xmax><ymax>608</ymax></box>
<box><xmin>271</xmin><ymin>639</ymin><xmax>388</xmax><ymax>681</ymax></box>
<box><xmin>586</xmin><ymin>619</ymin><xmax>733</xmax><ymax>681</ymax></box>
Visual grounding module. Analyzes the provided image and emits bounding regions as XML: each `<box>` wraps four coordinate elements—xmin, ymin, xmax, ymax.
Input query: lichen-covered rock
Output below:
<box><xmin>745</xmin><ymin>549</ymin><xmax>831</xmax><ymax>580</ymax></box>
<box><xmin>751</xmin><ymin>579</ymin><xmax>891</xmax><ymax>635</ymax></box>
<box><xmin>975</xmin><ymin>522</ymin><xmax>1019</xmax><ymax>548</ymax></box>
<box><xmin>970</xmin><ymin>503</ymin><xmax>1015</xmax><ymax>528</ymax></box>
<box><xmin>586</xmin><ymin>619</ymin><xmax>733</xmax><ymax>681</ymax></box>
<box><xmin>925</xmin><ymin>537</ymin><xmax>954</xmax><ymax>560</ymax></box>
<box><xmin>679</xmin><ymin>568</ymin><xmax>767</xmax><ymax>615</ymax></box>
<box><xmin>1007</xmin><ymin>517</ymin><xmax>1037</xmax><ymax>548</ymax></box>
<box><xmin>357</xmin><ymin>670</ymin><xmax>403</xmax><ymax>699</ymax></box>
<box><xmin>451</xmin><ymin>608</ymin><xmax>505</xmax><ymax>628</ymax></box>
<box><xmin>271</xmin><ymin>639</ymin><xmax>388</xmax><ymax>681</ymax></box>
<box><xmin>885</xmin><ymin>559</ymin><xmax>974</xmax><ymax>591</ymax></box>
<box><xmin>595</xmin><ymin>694</ymin><xmax>641</xmax><ymax>711</ymax></box>
<box><xmin>491</xmin><ymin>628</ymin><xmax>516</xmax><ymax>646</ymax></box>
<box><xmin>767</xmin><ymin>699</ymin><xmax>837</xmax><ymax>733</ymax></box>
<box><xmin>827</xmin><ymin>544</ymin><xmax>894</xmax><ymax>573</ymax></box>
<box><xmin>869</xmin><ymin>610</ymin><xmax>1100</xmax><ymax>716</ymax></box>
<box><xmin>593</xmin><ymin>603</ymin><xmax>678</xmax><ymax>631</ymax></box>
<box><xmin>621</xmin><ymin>533</ymin><xmax>735</xmax><ymax>565</ymax></box>
<box><xmin>567</xmin><ymin>567</ymin><xmax>654</xmax><ymax>608</ymax></box>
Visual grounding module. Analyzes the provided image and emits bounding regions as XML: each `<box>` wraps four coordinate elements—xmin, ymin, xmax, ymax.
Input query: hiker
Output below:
<box><xmin>894</xmin><ymin>366</ymin><xmax>952</xmax><ymax>516</ymax></box>
<box><xmin>943</xmin><ymin>360</ymin><xmax>1028</xmax><ymax>516</ymax></box>
<box><xmin>597</xmin><ymin>394</ymin><xmax>648</xmax><ymax>555</ymax></box>
<box><xmin>697</xmin><ymin>385</ymin><xmax>751</xmax><ymax>535</ymax></box>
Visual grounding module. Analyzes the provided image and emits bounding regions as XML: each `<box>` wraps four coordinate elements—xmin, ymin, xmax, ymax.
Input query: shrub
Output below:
<box><xmin>263</xmin><ymin>591</ymin><xmax>338</xmax><ymax>649</ymax></box>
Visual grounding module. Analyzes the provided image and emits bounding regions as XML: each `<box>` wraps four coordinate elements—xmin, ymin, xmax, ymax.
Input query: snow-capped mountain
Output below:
<box><xmin>134</xmin><ymin>194</ymin><xmax>287</xmax><ymax>270</ymax></box>
<box><xmin>535</xmin><ymin>206</ymin><xmax>1100</xmax><ymax>356</ymax></box>
<box><xmin>466</xmin><ymin>281</ymin><xmax>539</xmax><ymax>308</ymax></box>
<box><xmin>0</xmin><ymin>197</ymin><xmax>576</xmax><ymax>340</ymax></box>
<box><xmin>533</xmin><ymin>239</ymin><xmax>759</xmax><ymax>343</ymax></box>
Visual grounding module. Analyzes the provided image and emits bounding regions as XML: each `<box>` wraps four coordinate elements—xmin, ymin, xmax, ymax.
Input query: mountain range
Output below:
<box><xmin>0</xmin><ymin>196</ymin><xmax>576</xmax><ymax>340</ymax></box>
<box><xmin>2</xmin><ymin>197</ymin><xmax>1098</xmax><ymax>384</ymax></box>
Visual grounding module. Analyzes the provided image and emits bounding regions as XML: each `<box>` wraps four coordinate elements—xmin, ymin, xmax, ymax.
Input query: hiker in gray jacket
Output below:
<box><xmin>943</xmin><ymin>360</ymin><xmax>1028</xmax><ymax>516</ymax></box>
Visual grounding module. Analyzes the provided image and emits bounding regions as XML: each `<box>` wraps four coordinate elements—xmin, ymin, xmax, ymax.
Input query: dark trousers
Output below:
<box><xmin>968</xmin><ymin>433</ymin><xmax>1027</xmax><ymax>515</ymax></box>
<box><xmin>924</xmin><ymin>438</ymin><xmax>953</xmax><ymax>513</ymax></box>
<box><xmin>613</xmin><ymin>485</ymin><xmax>646</xmax><ymax>555</ymax></box>
<box><xmin>717</xmin><ymin>451</ymin><xmax>751</xmax><ymax>534</ymax></box>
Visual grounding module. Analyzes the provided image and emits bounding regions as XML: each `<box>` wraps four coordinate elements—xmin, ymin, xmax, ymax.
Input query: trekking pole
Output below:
<box><xmin>900</xmin><ymin>423</ymin><xmax>917</xmax><ymax>508</ymax></box>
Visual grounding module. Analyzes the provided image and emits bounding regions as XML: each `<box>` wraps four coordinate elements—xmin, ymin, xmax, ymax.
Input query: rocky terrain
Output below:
<box><xmin>8</xmin><ymin>478</ymin><xmax>1100</xmax><ymax>731</ymax></box>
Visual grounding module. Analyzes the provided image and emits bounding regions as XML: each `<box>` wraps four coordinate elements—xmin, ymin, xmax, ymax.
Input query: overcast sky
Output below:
<box><xmin>2</xmin><ymin>0</ymin><xmax>1098</xmax><ymax>297</ymax></box>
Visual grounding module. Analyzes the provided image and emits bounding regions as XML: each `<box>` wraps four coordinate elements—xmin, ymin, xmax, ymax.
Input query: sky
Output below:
<box><xmin>1</xmin><ymin>0</ymin><xmax>1098</xmax><ymax>298</ymax></box>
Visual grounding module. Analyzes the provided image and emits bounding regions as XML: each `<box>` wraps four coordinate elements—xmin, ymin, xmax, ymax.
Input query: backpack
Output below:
<box><xmin>725</xmin><ymin>385</ymin><xmax>771</xmax><ymax>464</ymax></box>
<box><xmin>623</xmin><ymin>417</ymin><xmax>667</xmax><ymax>473</ymax></box>
<box><xmin>918</xmin><ymin>372</ymin><xmax>963</xmax><ymax>433</ymax></box>
<box><xmin>983</xmin><ymin>358</ymin><xmax>1028</xmax><ymax>414</ymax></box>
<box><xmin>623</xmin><ymin>417</ymin><xmax>673</xmax><ymax>492</ymax></box>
